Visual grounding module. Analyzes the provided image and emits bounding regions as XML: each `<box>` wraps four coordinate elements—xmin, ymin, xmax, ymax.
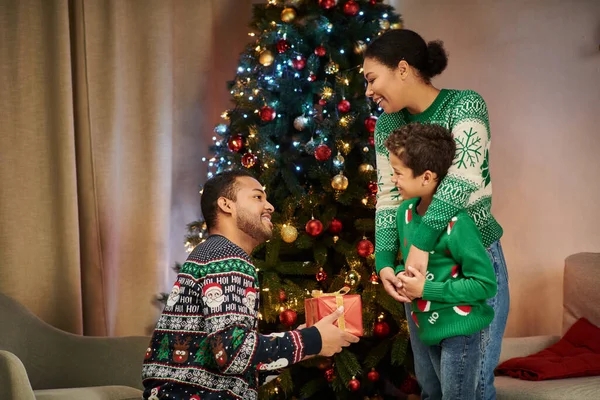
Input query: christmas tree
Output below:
<box><xmin>175</xmin><ymin>1</ymin><xmax>418</xmax><ymax>398</ymax></box>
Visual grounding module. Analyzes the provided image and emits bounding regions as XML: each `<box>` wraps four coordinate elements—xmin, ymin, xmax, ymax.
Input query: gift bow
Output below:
<box><xmin>309</xmin><ymin>286</ymin><xmax>350</xmax><ymax>330</ymax></box>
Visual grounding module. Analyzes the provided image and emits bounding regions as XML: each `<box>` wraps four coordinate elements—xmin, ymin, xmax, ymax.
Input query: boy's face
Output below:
<box><xmin>389</xmin><ymin>152</ymin><xmax>432</xmax><ymax>200</ymax></box>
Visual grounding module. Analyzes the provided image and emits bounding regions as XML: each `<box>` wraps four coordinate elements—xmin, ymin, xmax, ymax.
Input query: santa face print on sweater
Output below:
<box><xmin>166</xmin><ymin>282</ymin><xmax>181</xmax><ymax>307</ymax></box>
<box><xmin>202</xmin><ymin>282</ymin><xmax>225</xmax><ymax>311</ymax></box>
<box><xmin>242</xmin><ymin>287</ymin><xmax>257</xmax><ymax>311</ymax></box>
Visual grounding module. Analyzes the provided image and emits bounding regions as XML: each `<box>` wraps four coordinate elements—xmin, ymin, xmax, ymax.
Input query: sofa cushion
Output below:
<box><xmin>496</xmin><ymin>375</ymin><xmax>600</xmax><ymax>400</ymax></box>
<box><xmin>34</xmin><ymin>385</ymin><xmax>142</xmax><ymax>400</ymax></box>
<box><xmin>563</xmin><ymin>253</ymin><xmax>600</xmax><ymax>334</ymax></box>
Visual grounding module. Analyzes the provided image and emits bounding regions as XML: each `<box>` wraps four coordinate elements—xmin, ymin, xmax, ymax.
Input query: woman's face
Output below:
<box><xmin>363</xmin><ymin>57</ymin><xmax>407</xmax><ymax>113</ymax></box>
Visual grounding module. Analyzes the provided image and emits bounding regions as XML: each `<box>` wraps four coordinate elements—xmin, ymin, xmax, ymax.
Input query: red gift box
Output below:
<box><xmin>304</xmin><ymin>286</ymin><xmax>363</xmax><ymax>336</ymax></box>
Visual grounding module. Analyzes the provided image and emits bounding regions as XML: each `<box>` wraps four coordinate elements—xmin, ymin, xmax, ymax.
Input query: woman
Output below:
<box><xmin>364</xmin><ymin>29</ymin><xmax>509</xmax><ymax>400</ymax></box>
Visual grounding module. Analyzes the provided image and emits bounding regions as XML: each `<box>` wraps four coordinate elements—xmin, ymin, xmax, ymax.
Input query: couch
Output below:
<box><xmin>496</xmin><ymin>252</ymin><xmax>600</xmax><ymax>399</ymax></box>
<box><xmin>0</xmin><ymin>292</ymin><xmax>150</xmax><ymax>400</ymax></box>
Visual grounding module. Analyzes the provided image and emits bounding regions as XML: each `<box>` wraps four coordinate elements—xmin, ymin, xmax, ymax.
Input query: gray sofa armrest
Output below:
<box><xmin>30</xmin><ymin>334</ymin><xmax>151</xmax><ymax>391</ymax></box>
<box><xmin>0</xmin><ymin>350</ymin><xmax>36</xmax><ymax>400</ymax></box>
<box><xmin>498</xmin><ymin>335</ymin><xmax>560</xmax><ymax>365</ymax></box>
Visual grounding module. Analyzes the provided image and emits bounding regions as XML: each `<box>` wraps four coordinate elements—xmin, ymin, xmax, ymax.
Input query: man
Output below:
<box><xmin>142</xmin><ymin>170</ymin><xmax>359</xmax><ymax>399</ymax></box>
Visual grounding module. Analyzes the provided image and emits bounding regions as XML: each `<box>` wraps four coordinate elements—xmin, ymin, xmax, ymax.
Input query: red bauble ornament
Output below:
<box><xmin>343</xmin><ymin>0</ymin><xmax>360</xmax><ymax>16</ymax></box>
<box><xmin>314</xmin><ymin>144</ymin><xmax>332</xmax><ymax>161</ymax></box>
<box><xmin>259</xmin><ymin>106</ymin><xmax>276</xmax><ymax>122</ymax></box>
<box><xmin>314</xmin><ymin>45</ymin><xmax>327</xmax><ymax>57</ymax></box>
<box><xmin>279</xmin><ymin>289</ymin><xmax>287</xmax><ymax>302</ymax></box>
<box><xmin>369</xmin><ymin>272</ymin><xmax>379</xmax><ymax>284</ymax></box>
<box><xmin>373</xmin><ymin>320</ymin><xmax>390</xmax><ymax>337</ymax></box>
<box><xmin>241</xmin><ymin>152</ymin><xmax>257</xmax><ymax>168</ymax></box>
<box><xmin>306</xmin><ymin>219</ymin><xmax>324</xmax><ymax>237</ymax></box>
<box><xmin>325</xmin><ymin>367</ymin><xmax>335</xmax><ymax>382</ymax></box>
<box><xmin>337</xmin><ymin>99</ymin><xmax>351</xmax><ymax>113</ymax></box>
<box><xmin>227</xmin><ymin>134</ymin><xmax>244</xmax><ymax>152</ymax></box>
<box><xmin>400</xmin><ymin>375</ymin><xmax>420</xmax><ymax>395</ymax></box>
<box><xmin>308</xmin><ymin>73</ymin><xmax>317</xmax><ymax>82</ymax></box>
<box><xmin>357</xmin><ymin>239</ymin><xmax>374</xmax><ymax>257</ymax></box>
<box><xmin>369</xmin><ymin>0</ymin><xmax>377</xmax><ymax>5</ymax></box>
<box><xmin>292</xmin><ymin>56</ymin><xmax>306</xmax><ymax>71</ymax></box>
<box><xmin>364</xmin><ymin>115</ymin><xmax>378</xmax><ymax>133</ymax></box>
<box><xmin>316</xmin><ymin>268</ymin><xmax>327</xmax><ymax>282</ymax></box>
<box><xmin>279</xmin><ymin>309</ymin><xmax>297</xmax><ymax>327</ymax></box>
<box><xmin>367</xmin><ymin>369</ymin><xmax>380</xmax><ymax>382</ymax></box>
<box><xmin>348</xmin><ymin>378</ymin><xmax>361</xmax><ymax>392</ymax></box>
<box><xmin>369</xmin><ymin>135</ymin><xmax>375</xmax><ymax>146</ymax></box>
<box><xmin>319</xmin><ymin>0</ymin><xmax>337</xmax><ymax>10</ymax></box>
<box><xmin>276</xmin><ymin>39</ymin><xmax>290</xmax><ymax>53</ymax></box>
<box><xmin>318</xmin><ymin>98</ymin><xmax>327</xmax><ymax>106</ymax></box>
<box><xmin>368</xmin><ymin>181</ymin><xmax>378</xmax><ymax>194</ymax></box>
<box><xmin>328</xmin><ymin>218</ymin><xmax>343</xmax><ymax>234</ymax></box>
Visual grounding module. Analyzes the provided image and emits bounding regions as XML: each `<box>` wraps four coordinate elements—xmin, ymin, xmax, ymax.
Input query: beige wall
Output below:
<box><xmin>389</xmin><ymin>0</ymin><xmax>600</xmax><ymax>337</ymax></box>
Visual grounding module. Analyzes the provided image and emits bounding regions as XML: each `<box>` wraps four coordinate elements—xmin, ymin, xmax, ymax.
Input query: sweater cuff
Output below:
<box><xmin>422</xmin><ymin>281</ymin><xmax>446</xmax><ymax>302</ymax></box>
<box><xmin>394</xmin><ymin>264</ymin><xmax>405</xmax><ymax>275</ymax></box>
<box><xmin>412</xmin><ymin>223</ymin><xmax>442</xmax><ymax>252</ymax></box>
<box><xmin>375</xmin><ymin>250</ymin><xmax>397</xmax><ymax>274</ymax></box>
<box><xmin>299</xmin><ymin>326</ymin><xmax>322</xmax><ymax>356</ymax></box>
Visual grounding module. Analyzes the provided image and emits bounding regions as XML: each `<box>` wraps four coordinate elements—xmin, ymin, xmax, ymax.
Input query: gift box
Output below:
<box><xmin>304</xmin><ymin>286</ymin><xmax>363</xmax><ymax>336</ymax></box>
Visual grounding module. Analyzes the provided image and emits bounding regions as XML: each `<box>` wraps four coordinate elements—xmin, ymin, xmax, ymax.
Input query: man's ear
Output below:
<box><xmin>217</xmin><ymin>197</ymin><xmax>234</xmax><ymax>216</ymax></box>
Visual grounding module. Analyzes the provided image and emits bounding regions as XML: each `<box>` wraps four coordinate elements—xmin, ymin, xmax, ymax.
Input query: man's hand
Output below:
<box><xmin>405</xmin><ymin>245</ymin><xmax>429</xmax><ymax>276</ymax></box>
<box><xmin>380</xmin><ymin>267</ymin><xmax>411</xmax><ymax>303</ymax></box>
<box><xmin>313</xmin><ymin>307</ymin><xmax>360</xmax><ymax>357</ymax></box>
<box><xmin>398</xmin><ymin>266</ymin><xmax>426</xmax><ymax>299</ymax></box>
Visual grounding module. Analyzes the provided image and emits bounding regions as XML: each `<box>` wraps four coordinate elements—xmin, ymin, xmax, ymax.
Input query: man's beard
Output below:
<box><xmin>236</xmin><ymin>209</ymin><xmax>272</xmax><ymax>243</ymax></box>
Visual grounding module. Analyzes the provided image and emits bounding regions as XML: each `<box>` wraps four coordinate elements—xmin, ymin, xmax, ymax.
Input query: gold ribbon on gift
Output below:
<box><xmin>310</xmin><ymin>286</ymin><xmax>350</xmax><ymax>331</ymax></box>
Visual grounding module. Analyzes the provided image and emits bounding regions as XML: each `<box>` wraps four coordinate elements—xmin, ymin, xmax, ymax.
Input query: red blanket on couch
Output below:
<box><xmin>496</xmin><ymin>318</ymin><xmax>600</xmax><ymax>381</ymax></box>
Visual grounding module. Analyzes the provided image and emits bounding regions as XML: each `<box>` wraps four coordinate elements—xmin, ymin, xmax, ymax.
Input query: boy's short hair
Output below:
<box><xmin>384</xmin><ymin>122</ymin><xmax>456</xmax><ymax>181</ymax></box>
<box><xmin>200</xmin><ymin>170</ymin><xmax>256</xmax><ymax>230</ymax></box>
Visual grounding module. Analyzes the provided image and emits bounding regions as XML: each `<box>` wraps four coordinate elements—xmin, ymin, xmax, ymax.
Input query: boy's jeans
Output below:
<box><xmin>406</xmin><ymin>240</ymin><xmax>510</xmax><ymax>399</ymax></box>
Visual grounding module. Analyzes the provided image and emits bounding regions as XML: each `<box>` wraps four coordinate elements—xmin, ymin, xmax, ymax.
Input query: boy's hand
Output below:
<box><xmin>396</xmin><ymin>271</ymin><xmax>415</xmax><ymax>301</ymax></box>
<box><xmin>398</xmin><ymin>266</ymin><xmax>426</xmax><ymax>299</ymax></box>
<box><xmin>405</xmin><ymin>245</ymin><xmax>429</xmax><ymax>276</ymax></box>
<box><xmin>379</xmin><ymin>267</ymin><xmax>411</xmax><ymax>303</ymax></box>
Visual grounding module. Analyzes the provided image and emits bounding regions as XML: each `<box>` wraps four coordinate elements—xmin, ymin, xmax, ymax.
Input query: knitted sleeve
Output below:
<box><xmin>422</xmin><ymin>213</ymin><xmax>497</xmax><ymax>303</ymax></box>
<box><xmin>200</xmin><ymin>258</ymin><xmax>322</xmax><ymax>375</ymax></box>
<box><xmin>374</xmin><ymin>113</ymin><xmax>405</xmax><ymax>273</ymax></box>
<box><xmin>412</xmin><ymin>91</ymin><xmax>490</xmax><ymax>251</ymax></box>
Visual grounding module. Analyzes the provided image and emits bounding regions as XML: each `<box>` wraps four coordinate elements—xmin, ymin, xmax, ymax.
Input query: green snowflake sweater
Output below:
<box><xmin>374</xmin><ymin>89</ymin><xmax>503</xmax><ymax>273</ymax></box>
<box><xmin>142</xmin><ymin>235</ymin><xmax>321</xmax><ymax>400</ymax></box>
<box><xmin>396</xmin><ymin>198</ymin><xmax>497</xmax><ymax>345</ymax></box>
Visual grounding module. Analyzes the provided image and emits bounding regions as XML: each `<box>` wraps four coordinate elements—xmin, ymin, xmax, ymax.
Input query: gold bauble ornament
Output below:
<box><xmin>331</xmin><ymin>174</ymin><xmax>349</xmax><ymax>191</ymax></box>
<box><xmin>353</xmin><ymin>40</ymin><xmax>367</xmax><ymax>54</ymax></box>
<box><xmin>391</xmin><ymin>22</ymin><xmax>403</xmax><ymax>29</ymax></box>
<box><xmin>325</xmin><ymin>61</ymin><xmax>339</xmax><ymax>75</ymax></box>
<box><xmin>281</xmin><ymin>225</ymin><xmax>298</xmax><ymax>243</ymax></box>
<box><xmin>259</xmin><ymin>50</ymin><xmax>274</xmax><ymax>66</ymax></box>
<box><xmin>379</xmin><ymin>19</ymin><xmax>390</xmax><ymax>30</ymax></box>
<box><xmin>345</xmin><ymin>269</ymin><xmax>362</xmax><ymax>288</ymax></box>
<box><xmin>281</xmin><ymin>7</ymin><xmax>297</xmax><ymax>23</ymax></box>
<box><xmin>359</xmin><ymin>163</ymin><xmax>375</xmax><ymax>173</ymax></box>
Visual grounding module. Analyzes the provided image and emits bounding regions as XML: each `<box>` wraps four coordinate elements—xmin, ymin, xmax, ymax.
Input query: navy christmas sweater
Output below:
<box><xmin>142</xmin><ymin>235</ymin><xmax>321</xmax><ymax>400</ymax></box>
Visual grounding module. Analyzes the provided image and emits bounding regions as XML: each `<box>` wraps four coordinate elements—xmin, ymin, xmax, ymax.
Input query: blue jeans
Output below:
<box><xmin>407</xmin><ymin>240</ymin><xmax>510</xmax><ymax>400</ymax></box>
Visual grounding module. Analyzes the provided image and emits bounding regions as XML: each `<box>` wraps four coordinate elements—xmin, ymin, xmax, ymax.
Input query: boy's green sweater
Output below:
<box><xmin>395</xmin><ymin>198</ymin><xmax>497</xmax><ymax>345</ymax></box>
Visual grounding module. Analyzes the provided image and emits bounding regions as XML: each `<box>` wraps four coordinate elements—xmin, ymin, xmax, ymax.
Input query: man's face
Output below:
<box><xmin>231</xmin><ymin>176</ymin><xmax>274</xmax><ymax>243</ymax></box>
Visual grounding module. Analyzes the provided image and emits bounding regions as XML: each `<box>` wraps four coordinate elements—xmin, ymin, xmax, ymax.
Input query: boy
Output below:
<box><xmin>383</xmin><ymin>123</ymin><xmax>497</xmax><ymax>400</ymax></box>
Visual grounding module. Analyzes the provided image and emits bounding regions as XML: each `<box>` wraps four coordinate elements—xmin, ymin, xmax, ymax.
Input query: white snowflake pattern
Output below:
<box><xmin>169</xmin><ymin>317</ymin><xmax>184</xmax><ymax>330</ymax></box>
<box><xmin>454</xmin><ymin>127</ymin><xmax>482</xmax><ymax>169</ymax></box>
<box><xmin>184</xmin><ymin>317</ymin><xmax>200</xmax><ymax>331</ymax></box>
<box><xmin>173</xmin><ymin>368</ymin><xmax>188</xmax><ymax>381</ymax></box>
